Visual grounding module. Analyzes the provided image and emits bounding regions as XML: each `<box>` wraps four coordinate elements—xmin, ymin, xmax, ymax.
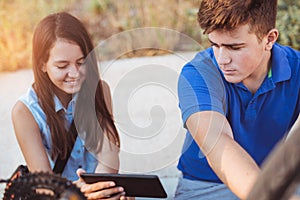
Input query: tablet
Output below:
<box><xmin>80</xmin><ymin>173</ymin><xmax>167</xmax><ymax>198</ymax></box>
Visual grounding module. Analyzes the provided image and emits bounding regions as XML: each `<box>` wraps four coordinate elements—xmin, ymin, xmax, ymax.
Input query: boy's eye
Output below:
<box><xmin>210</xmin><ymin>43</ymin><xmax>219</xmax><ymax>48</ymax></box>
<box><xmin>229</xmin><ymin>46</ymin><xmax>241</xmax><ymax>50</ymax></box>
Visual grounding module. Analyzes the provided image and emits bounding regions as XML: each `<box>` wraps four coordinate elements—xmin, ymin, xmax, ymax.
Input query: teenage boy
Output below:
<box><xmin>175</xmin><ymin>0</ymin><xmax>300</xmax><ymax>199</ymax></box>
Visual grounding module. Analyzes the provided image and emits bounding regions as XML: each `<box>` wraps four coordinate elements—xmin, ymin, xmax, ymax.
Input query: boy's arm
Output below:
<box><xmin>186</xmin><ymin>110</ymin><xmax>260</xmax><ymax>199</ymax></box>
<box><xmin>286</xmin><ymin>113</ymin><xmax>300</xmax><ymax>140</ymax></box>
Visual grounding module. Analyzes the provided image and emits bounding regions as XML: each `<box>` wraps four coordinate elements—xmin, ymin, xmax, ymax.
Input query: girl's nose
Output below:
<box><xmin>68</xmin><ymin>64</ymin><xmax>80</xmax><ymax>78</ymax></box>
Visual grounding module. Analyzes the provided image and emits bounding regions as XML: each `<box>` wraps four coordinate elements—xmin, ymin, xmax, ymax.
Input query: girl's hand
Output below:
<box><xmin>120</xmin><ymin>196</ymin><xmax>135</xmax><ymax>200</ymax></box>
<box><xmin>75</xmin><ymin>169</ymin><xmax>126</xmax><ymax>200</ymax></box>
<box><xmin>81</xmin><ymin>182</ymin><xmax>125</xmax><ymax>199</ymax></box>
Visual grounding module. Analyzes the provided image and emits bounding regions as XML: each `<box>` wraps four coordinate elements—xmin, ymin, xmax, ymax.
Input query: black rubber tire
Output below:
<box><xmin>3</xmin><ymin>172</ymin><xmax>86</xmax><ymax>200</ymax></box>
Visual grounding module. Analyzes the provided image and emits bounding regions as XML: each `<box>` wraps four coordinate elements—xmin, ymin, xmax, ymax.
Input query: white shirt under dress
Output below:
<box><xmin>19</xmin><ymin>87</ymin><xmax>98</xmax><ymax>181</ymax></box>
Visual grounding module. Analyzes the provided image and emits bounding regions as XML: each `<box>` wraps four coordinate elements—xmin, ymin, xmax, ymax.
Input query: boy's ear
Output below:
<box><xmin>265</xmin><ymin>29</ymin><xmax>279</xmax><ymax>50</ymax></box>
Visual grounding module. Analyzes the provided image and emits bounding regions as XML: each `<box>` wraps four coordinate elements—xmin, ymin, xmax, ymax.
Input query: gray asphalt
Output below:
<box><xmin>0</xmin><ymin>52</ymin><xmax>196</xmax><ymax>199</ymax></box>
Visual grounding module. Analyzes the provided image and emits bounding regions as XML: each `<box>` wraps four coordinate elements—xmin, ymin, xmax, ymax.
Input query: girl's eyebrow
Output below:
<box><xmin>53</xmin><ymin>60</ymin><xmax>68</xmax><ymax>64</ymax></box>
<box><xmin>53</xmin><ymin>56</ymin><xmax>85</xmax><ymax>64</ymax></box>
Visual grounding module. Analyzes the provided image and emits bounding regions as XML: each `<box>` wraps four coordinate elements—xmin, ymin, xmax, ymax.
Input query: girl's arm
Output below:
<box><xmin>96</xmin><ymin>80</ymin><xmax>120</xmax><ymax>174</ymax></box>
<box><xmin>76</xmin><ymin>81</ymin><xmax>127</xmax><ymax>199</ymax></box>
<box><xmin>12</xmin><ymin>101</ymin><xmax>52</xmax><ymax>172</ymax></box>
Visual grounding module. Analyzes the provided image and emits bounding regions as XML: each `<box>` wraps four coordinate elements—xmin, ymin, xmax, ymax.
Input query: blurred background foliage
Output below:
<box><xmin>277</xmin><ymin>0</ymin><xmax>300</xmax><ymax>50</ymax></box>
<box><xmin>0</xmin><ymin>0</ymin><xmax>76</xmax><ymax>72</ymax></box>
<box><xmin>0</xmin><ymin>0</ymin><xmax>299</xmax><ymax>72</ymax></box>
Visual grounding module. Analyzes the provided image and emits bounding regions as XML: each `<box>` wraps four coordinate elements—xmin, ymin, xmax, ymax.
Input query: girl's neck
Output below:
<box><xmin>53</xmin><ymin>87</ymin><xmax>72</xmax><ymax>109</ymax></box>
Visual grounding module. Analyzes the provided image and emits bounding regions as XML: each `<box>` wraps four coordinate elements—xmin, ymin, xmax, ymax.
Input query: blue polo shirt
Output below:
<box><xmin>177</xmin><ymin>43</ymin><xmax>300</xmax><ymax>182</ymax></box>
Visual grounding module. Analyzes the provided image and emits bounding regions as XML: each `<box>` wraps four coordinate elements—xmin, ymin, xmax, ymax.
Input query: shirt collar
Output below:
<box><xmin>270</xmin><ymin>43</ymin><xmax>291</xmax><ymax>83</ymax></box>
<box><xmin>54</xmin><ymin>93</ymin><xmax>78</xmax><ymax>114</ymax></box>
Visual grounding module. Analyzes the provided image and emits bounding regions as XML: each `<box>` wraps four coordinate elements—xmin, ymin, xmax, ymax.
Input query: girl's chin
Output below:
<box><xmin>63</xmin><ymin>86</ymin><xmax>81</xmax><ymax>94</ymax></box>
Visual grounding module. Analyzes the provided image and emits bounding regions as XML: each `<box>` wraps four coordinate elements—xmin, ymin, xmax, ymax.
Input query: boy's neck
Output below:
<box><xmin>242</xmin><ymin>51</ymin><xmax>272</xmax><ymax>94</ymax></box>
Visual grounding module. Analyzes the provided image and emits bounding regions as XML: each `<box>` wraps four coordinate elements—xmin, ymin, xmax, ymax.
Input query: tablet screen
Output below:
<box><xmin>80</xmin><ymin>173</ymin><xmax>167</xmax><ymax>198</ymax></box>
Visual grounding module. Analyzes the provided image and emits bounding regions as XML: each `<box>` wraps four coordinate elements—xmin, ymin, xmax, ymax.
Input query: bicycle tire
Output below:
<box><xmin>3</xmin><ymin>172</ymin><xmax>86</xmax><ymax>200</ymax></box>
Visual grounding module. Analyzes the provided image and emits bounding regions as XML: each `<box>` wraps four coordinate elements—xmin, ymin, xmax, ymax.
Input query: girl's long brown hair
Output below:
<box><xmin>32</xmin><ymin>12</ymin><xmax>119</xmax><ymax>160</ymax></box>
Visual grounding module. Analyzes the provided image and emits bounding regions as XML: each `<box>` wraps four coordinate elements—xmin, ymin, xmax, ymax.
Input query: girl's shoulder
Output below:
<box><xmin>19</xmin><ymin>87</ymin><xmax>39</xmax><ymax>108</ymax></box>
<box><xmin>14</xmin><ymin>87</ymin><xmax>47</xmax><ymax>126</ymax></box>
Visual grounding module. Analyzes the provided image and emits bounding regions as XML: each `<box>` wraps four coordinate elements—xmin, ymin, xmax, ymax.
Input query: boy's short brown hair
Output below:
<box><xmin>197</xmin><ymin>0</ymin><xmax>278</xmax><ymax>41</ymax></box>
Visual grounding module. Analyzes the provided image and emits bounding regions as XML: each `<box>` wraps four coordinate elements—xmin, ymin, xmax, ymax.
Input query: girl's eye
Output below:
<box><xmin>77</xmin><ymin>58</ymin><xmax>86</xmax><ymax>66</ymax></box>
<box><xmin>56</xmin><ymin>65</ymin><xmax>68</xmax><ymax>69</ymax></box>
<box><xmin>76</xmin><ymin>63</ymin><xmax>84</xmax><ymax>67</ymax></box>
<box><xmin>77</xmin><ymin>60</ymin><xmax>86</xmax><ymax>66</ymax></box>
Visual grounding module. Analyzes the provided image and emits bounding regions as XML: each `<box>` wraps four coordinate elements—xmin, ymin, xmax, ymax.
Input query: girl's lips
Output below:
<box><xmin>64</xmin><ymin>79</ymin><xmax>80</xmax><ymax>85</ymax></box>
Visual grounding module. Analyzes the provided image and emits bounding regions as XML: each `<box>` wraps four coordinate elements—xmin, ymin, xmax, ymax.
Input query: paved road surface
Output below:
<box><xmin>0</xmin><ymin>52</ymin><xmax>196</xmax><ymax>199</ymax></box>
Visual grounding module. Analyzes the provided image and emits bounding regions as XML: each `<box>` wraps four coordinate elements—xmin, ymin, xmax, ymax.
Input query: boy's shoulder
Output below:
<box><xmin>182</xmin><ymin>47</ymin><xmax>216</xmax><ymax>71</ymax></box>
<box><xmin>275</xmin><ymin>43</ymin><xmax>300</xmax><ymax>59</ymax></box>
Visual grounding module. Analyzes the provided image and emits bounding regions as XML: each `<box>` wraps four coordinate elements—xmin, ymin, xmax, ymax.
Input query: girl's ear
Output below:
<box><xmin>265</xmin><ymin>29</ymin><xmax>279</xmax><ymax>51</ymax></box>
<box><xmin>42</xmin><ymin>64</ymin><xmax>47</xmax><ymax>72</ymax></box>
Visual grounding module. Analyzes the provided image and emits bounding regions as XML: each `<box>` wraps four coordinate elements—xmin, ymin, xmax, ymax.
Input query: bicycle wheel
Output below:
<box><xmin>3</xmin><ymin>172</ymin><xmax>86</xmax><ymax>200</ymax></box>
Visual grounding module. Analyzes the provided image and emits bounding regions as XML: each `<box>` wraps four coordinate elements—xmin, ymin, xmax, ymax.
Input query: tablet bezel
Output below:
<box><xmin>80</xmin><ymin>173</ymin><xmax>167</xmax><ymax>198</ymax></box>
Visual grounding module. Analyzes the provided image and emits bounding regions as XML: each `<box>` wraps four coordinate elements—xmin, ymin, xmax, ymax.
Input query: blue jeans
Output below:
<box><xmin>174</xmin><ymin>176</ymin><xmax>239</xmax><ymax>200</ymax></box>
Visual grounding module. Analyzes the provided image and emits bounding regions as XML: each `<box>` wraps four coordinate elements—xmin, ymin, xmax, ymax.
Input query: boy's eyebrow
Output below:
<box><xmin>208</xmin><ymin>38</ymin><xmax>245</xmax><ymax>47</ymax></box>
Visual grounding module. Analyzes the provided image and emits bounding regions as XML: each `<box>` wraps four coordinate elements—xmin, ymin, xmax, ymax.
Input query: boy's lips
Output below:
<box><xmin>222</xmin><ymin>69</ymin><xmax>236</xmax><ymax>75</ymax></box>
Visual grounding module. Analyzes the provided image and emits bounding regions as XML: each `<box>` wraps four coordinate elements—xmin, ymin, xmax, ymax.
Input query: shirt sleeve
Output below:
<box><xmin>178</xmin><ymin>53</ymin><xmax>227</xmax><ymax>126</ymax></box>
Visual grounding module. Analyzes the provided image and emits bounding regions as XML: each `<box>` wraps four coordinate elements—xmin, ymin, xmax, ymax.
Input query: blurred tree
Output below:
<box><xmin>0</xmin><ymin>0</ymin><xmax>299</xmax><ymax>72</ymax></box>
<box><xmin>277</xmin><ymin>0</ymin><xmax>300</xmax><ymax>50</ymax></box>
